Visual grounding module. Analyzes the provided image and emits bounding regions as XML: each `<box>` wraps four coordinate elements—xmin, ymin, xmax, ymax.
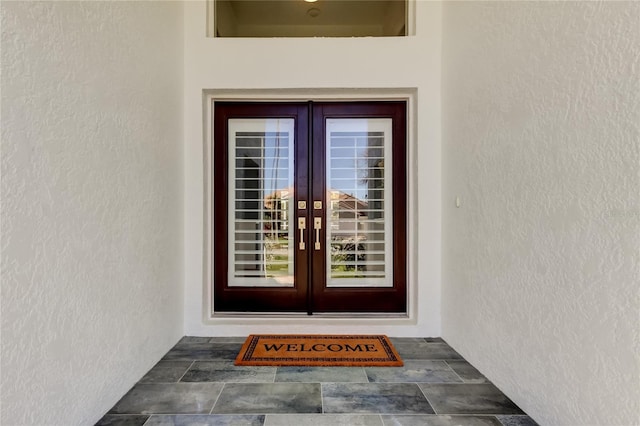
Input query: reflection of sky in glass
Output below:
<box><xmin>235</xmin><ymin>131</ymin><xmax>292</xmax><ymax>197</ymax></box>
<box><xmin>329</xmin><ymin>134</ymin><xmax>384</xmax><ymax>200</ymax></box>
<box><xmin>235</xmin><ymin>125</ymin><xmax>386</xmax><ymax>201</ymax></box>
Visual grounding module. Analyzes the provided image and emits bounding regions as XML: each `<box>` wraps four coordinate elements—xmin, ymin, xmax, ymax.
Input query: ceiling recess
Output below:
<box><xmin>215</xmin><ymin>0</ymin><xmax>407</xmax><ymax>38</ymax></box>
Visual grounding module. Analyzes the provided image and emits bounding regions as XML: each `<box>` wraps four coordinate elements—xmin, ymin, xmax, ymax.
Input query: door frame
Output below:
<box><xmin>203</xmin><ymin>89</ymin><xmax>418</xmax><ymax>321</ymax></box>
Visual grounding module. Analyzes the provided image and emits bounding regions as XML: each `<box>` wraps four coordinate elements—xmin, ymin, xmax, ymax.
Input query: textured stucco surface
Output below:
<box><xmin>1</xmin><ymin>2</ymin><xmax>184</xmax><ymax>425</ymax></box>
<box><xmin>442</xmin><ymin>2</ymin><xmax>640</xmax><ymax>426</ymax></box>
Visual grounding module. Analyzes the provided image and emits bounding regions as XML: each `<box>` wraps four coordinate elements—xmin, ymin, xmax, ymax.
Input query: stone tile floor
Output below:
<box><xmin>97</xmin><ymin>337</ymin><xmax>538</xmax><ymax>426</ymax></box>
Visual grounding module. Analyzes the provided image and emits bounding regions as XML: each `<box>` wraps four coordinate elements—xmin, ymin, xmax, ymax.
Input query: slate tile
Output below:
<box><xmin>323</xmin><ymin>383</ymin><xmax>435</xmax><ymax>414</ymax></box>
<box><xmin>419</xmin><ymin>384</ymin><xmax>525</xmax><ymax>415</ymax></box>
<box><xmin>265</xmin><ymin>414</ymin><xmax>383</xmax><ymax>425</ymax></box>
<box><xmin>212</xmin><ymin>383</ymin><xmax>322</xmax><ymax>414</ymax></box>
<box><xmin>275</xmin><ymin>366</ymin><xmax>368</xmax><ymax>383</ymax></box>
<box><xmin>140</xmin><ymin>361</ymin><xmax>193</xmax><ymax>383</ymax></box>
<box><xmin>381</xmin><ymin>414</ymin><xmax>502</xmax><ymax>426</ymax></box>
<box><xmin>108</xmin><ymin>383</ymin><xmax>224</xmax><ymax>414</ymax></box>
<box><xmin>389</xmin><ymin>339</ymin><xmax>463</xmax><ymax>360</ymax></box>
<box><xmin>178</xmin><ymin>337</ymin><xmax>213</xmax><ymax>344</ymax></box>
<box><xmin>496</xmin><ymin>415</ymin><xmax>540</xmax><ymax>426</ymax></box>
<box><xmin>181</xmin><ymin>361</ymin><xmax>275</xmax><ymax>383</ymax></box>
<box><xmin>162</xmin><ymin>342</ymin><xmax>242</xmax><ymax>361</ymax></box>
<box><xmin>445</xmin><ymin>361</ymin><xmax>489</xmax><ymax>384</ymax></box>
<box><xmin>145</xmin><ymin>414</ymin><xmax>265</xmax><ymax>425</ymax></box>
<box><xmin>209</xmin><ymin>336</ymin><xmax>248</xmax><ymax>344</ymax></box>
<box><xmin>390</xmin><ymin>338</ymin><xmax>429</xmax><ymax>344</ymax></box>
<box><xmin>366</xmin><ymin>361</ymin><xmax>463</xmax><ymax>383</ymax></box>
<box><xmin>94</xmin><ymin>414</ymin><xmax>149</xmax><ymax>426</ymax></box>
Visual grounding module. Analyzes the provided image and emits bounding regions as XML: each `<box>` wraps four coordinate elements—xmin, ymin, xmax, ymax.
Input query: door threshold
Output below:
<box><xmin>212</xmin><ymin>311</ymin><xmax>409</xmax><ymax>319</ymax></box>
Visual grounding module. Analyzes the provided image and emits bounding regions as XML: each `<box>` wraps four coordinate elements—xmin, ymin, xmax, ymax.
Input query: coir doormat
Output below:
<box><xmin>234</xmin><ymin>335</ymin><xmax>403</xmax><ymax>367</ymax></box>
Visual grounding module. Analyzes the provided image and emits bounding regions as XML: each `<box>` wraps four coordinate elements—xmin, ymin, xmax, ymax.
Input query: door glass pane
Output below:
<box><xmin>228</xmin><ymin>119</ymin><xmax>295</xmax><ymax>287</ymax></box>
<box><xmin>326</xmin><ymin>118</ymin><xmax>393</xmax><ymax>288</ymax></box>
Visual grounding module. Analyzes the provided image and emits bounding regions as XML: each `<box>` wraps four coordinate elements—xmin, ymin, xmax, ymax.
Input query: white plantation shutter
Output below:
<box><xmin>228</xmin><ymin>119</ymin><xmax>295</xmax><ymax>287</ymax></box>
<box><xmin>325</xmin><ymin>119</ymin><xmax>393</xmax><ymax>288</ymax></box>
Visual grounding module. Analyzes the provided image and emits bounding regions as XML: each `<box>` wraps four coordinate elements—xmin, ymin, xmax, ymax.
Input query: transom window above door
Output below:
<box><xmin>213</xmin><ymin>101</ymin><xmax>407</xmax><ymax>314</ymax></box>
<box><xmin>212</xmin><ymin>0</ymin><xmax>409</xmax><ymax>38</ymax></box>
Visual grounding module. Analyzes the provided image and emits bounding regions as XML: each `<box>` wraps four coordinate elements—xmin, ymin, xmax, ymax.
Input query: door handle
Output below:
<box><xmin>314</xmin><ymin>217</ymin><xmax>322</xmax><ymax>250</ymax></box>
<box><xmin>298</xmin><ymin>217</ymin><xmax>306</xmax><ymax>250</ymax></box>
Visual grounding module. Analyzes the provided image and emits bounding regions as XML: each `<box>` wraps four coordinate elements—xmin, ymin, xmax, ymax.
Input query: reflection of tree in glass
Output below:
<box><xmin>356</xmin><ymin>139</ymin><xmax>384</xmax><ymax>219</ymax></box>
<box><xmin>357</xmin><ymin>145</ymin><xmax>384</xmax><ymax>189</ymax></box>
<box><xmin>331</xmin><ymin>239</ymin><xmax>366</xmax><ymax>271</ymax></box>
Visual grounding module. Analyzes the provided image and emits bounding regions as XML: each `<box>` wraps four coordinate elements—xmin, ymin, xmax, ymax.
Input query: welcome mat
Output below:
<box><xmin>235</xmin><ymin>335</ymin><xmax>403</xmax><ymax>367</ymax></box>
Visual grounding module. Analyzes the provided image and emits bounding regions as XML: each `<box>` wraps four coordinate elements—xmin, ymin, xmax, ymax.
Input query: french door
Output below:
<box><xmin>213</xmin><ymin>101</ymin><xmax>406</xmax><ymax>313</ymax></box>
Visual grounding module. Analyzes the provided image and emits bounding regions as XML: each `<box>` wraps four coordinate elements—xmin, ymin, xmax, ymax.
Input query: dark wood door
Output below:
<box><xmin>213</xmin><ymin>101</ymin><xmax>406</xmax><ymax>313</ymax></box>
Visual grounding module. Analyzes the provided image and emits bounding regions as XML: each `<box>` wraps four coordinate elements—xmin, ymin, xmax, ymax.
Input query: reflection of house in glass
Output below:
<box><xmin>328</xmin><ymin>189</ymin><xmax>385</xmax><ymax>277</ymax></box>
<box><xmin>232</xmin><ymin>183</ymin><xmax>293</xmax><ymax>282</ymax></box>
<box><xmin>232</xmin><ymin>130</ymin><xmax>293</xmax><ymax>283</ymax></box>
<box><xmin>263</xmin><ymin>187</ymin><xmax>386</xmax><ymax>278</ymax></box>
<box><xmin>329</xmin><ymin>190</ymin><xmax>368</xmax><ymax>232</ymax></box>
<box><xmin>263</xmin><ymin>189</ymin><xmax>290</xmax><ymax>235</ymax></box>
<box><xmin>263</xmin><ymin>188</ymin><xmax>371</xmax><ymax>239</ymax></box>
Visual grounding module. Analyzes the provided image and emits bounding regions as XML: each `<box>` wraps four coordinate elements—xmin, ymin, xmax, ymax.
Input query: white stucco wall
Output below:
<box><xmin>183</xmin><ymin>1</ymin><xmax>442</xmax><ymax>336</ymax></box>
<box><xmin>441</xmin><ymin>2</ymin><xmax>640</xmax><ymax>425</ymax></box>
<box><xmin>1</xmin><ymin>2</ymin><xmax>184</xmax><ymax>425</ymax></box>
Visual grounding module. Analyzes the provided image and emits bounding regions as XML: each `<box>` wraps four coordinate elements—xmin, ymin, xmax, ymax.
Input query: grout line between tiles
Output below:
<box><xmin>418</xmin><ymin>383</ymin><xmax>439</xmax><ymax>415</ymax></box>
<box><xmin>442</xmin><ymin>360</ymin><xmax>466</xmax><ymax>383</ymax></box>
<box><xmin>176</xmin><ymin>360</ymin><xmax>196</xmax><ymax>383</ymax></box>
<box><xmin>209</xmin><ymin>382</ymin><xmax>226</xmax><ymax>415</ymax></box>
<box><xmin>361</xmin><ymin>366</ymin><xmax>370</xmax><ymax>383</ymax></box>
